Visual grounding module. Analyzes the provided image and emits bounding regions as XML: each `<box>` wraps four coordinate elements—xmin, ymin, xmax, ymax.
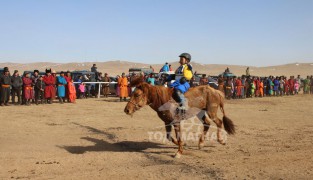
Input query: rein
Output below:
<box><xmin>129</xmin><ymin>94</ymin><xmax>146</xmax><ymax>109</ymax></box>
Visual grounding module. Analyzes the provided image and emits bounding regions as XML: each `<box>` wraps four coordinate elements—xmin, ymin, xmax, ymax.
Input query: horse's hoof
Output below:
<box><xmin>218</xmin><ymin>139</ymin><xmax>226</xmax><ymax>145</ymax></box>
<box><xmin>198</xmin><ymin>143</ymin><xmax>204</xmax><ymax>149</ymax></box>
<box><xmin>174</xmin><ymin>152</ymin><xmax>182</xmax><ymax>158</ymax></box>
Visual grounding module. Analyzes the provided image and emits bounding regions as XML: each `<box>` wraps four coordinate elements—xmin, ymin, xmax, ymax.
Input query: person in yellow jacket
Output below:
<box><xmin>118</xmin><ymin>73</ymin><xmax>129</xmax><ymax>102</ymax></box>
<box><xmin>175</xmin><ymin>53</ymin><xmax>193</xmax><ymax>82</ymax></box>
<box><xmin>173</xmin><ymin>53</ymin><xmax>193</xmax><ymax>110</ymax></box>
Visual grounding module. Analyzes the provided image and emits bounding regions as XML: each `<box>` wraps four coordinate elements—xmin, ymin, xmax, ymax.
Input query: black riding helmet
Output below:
<box><xmin>179</xmin><ymin>53</ymin><xmax>191</xmax><ymax>62</ymax></box>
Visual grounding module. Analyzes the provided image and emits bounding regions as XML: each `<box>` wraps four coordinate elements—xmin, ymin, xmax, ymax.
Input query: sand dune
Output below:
<box><xmin>1</xmin><ymin>61</ymin><xmax>313</xmax><ymax>77</ymax></box>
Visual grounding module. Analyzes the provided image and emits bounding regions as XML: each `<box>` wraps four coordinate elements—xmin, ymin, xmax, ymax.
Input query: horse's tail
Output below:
<box><xmin>217</xmin><ymin>90</ymin><xmax>236</xmax><ymax>135</ymax></box>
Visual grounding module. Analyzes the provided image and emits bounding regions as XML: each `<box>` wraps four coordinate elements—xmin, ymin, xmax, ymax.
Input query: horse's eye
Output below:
<box><xmin>135</xmin><ymin>94</ymin><xmax>141</xmax><ymax>97</ymax></box>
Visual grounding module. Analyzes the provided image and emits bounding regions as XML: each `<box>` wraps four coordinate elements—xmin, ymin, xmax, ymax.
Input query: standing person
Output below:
<box><xmin>273</xmin><ymin>77</ymin><xmax>280</xmax><ymax>96</ymax></box>
<box><xmin>296</xmin><ymin>75</ymin><xmax>301</xmax><ymax>93</ymax></box>
<box><xmin>241</xmin><ymin>76</ymin><xmax>246</xmax><ymax>98</ymax></box>
<box><xmin>235</xmin><ymin>76</ymin><xmax>242</xmax><ymax>99</ymax></box>
<box><xmin>57</xmin><ymin>72</ymin><xmax>67</xmax><ymax>104</ymax></box>
<box><xmin>43</xmin><ymin>69</ymin><xmax>56</xmax><ymax>104</ymax></box>
<box><xmin>200</xmin><ymin>74</ymin><xmax>208</xmax><ymax>85</ymax></box>
<box><xmin>102</xmin><ymin>73</ymin><xmax>111</xmax><ymax>98</ymax></box>
<box><xmin>35</xmin><ymin>76</ymin><xmax>45</xmax><ymax>105</ymax></box>
<box><xmin>267</xmin><ymin>77</ymin><xmax>273</xmax><ymax>96</ymax></box>
<box><xmin>250</xmin><ymin>79</ymin><xmax>256</xmax><ymax>98</ymax></box>
<box><xmin>64</xmin><ymin>71</ymin><xmax>72</xmax><ymax>102</ymax></box>
<box><xmin>115</xmin><ymin>75</ymin><xmax>120</xmax><ymax>97</ymax></box>
<box><xmin>294</xmin><ymin>80</ymin><xmax>300</xmax><ymax>95</ymax></box>
<box><xmin>0</xmin><ymin>70</ymin><xmax>12</xmax><ymax>106</ymax></box>
<box><xmin>78</xmin><ymin>83</ymin><xmax>86</xmax><ymax>98</ymax></box>
<box><xmin>288</xmin><ymin>76</ymin><xmax>295</xmax><ymax>95</ymax></box>
<box><xmin>11</xmin><ymin>70</ymin><xmax>23</xmax><ymax>105</ymax></box>
<box><xmin>68</xmin><ymin>79</ymin><xmax>77</xmax><ymax>103</ymax></box>
<box><xmin>255</xmin><ymin>77</ymin><xmax>260</xmax><ymax>97</ymax></box>
<box><xmin>284</xmin><ymin>77</ymin><xmax>289</xmax><ymax>95</ymax></box>
<box><xmin>22</xmin><ymin>72</ymin><xmax>34</xmax><ymax>106</ymax></box>
<box><xmin>31</xmin><ymin>70</ymin><xmax>40</xmax><ymax>102</ymax></box>
<box><xmin>118</xmin><ymin>73</ymin><xmax>128</xmax><ymax>102</ymax></box>
<box><xmin>160</xmin><ymin>62</ymin><xmax>170</xmax><ymax>72</ymax></box>
<box><xmin>246</xmin><ymin>67</ymin><xmax>250</xmax><ymax>76</ymax></box>
<box><xmin>303</xmin><ymin>76</ymin><xmax>310</xmax><ymax>94</ymax></box>
<box><xmin>263</xmin><ymin>77</ymin><xmax>268</xmax><ymax>97</ymax></box>
<box><xmin>91</xmin><ymin>64</ymin><xmax>98</xmax><ymax>73</ymax></box>
<box><xmin>146</xmin><ymin>73</ymin><xmax>155</xmax><ymax>86</ymax></box>
<box><xmin>279</xmin><ymin>77</ymin><xmax>285</xmax><ymax>96</ymax></box>
<box><xmin>259</xmin><ymin>78</ymin><xmax>264</xmax><ymax>97</ymax></box>
<box><xmin>169</xmin><ymin>64</ymin><xmax>173</xmax><ymax>71</ymax></box>
<box><xmin>225</xmin><ymin>77</ymin><xmax>232</xmax><ymax>99</ymax></box>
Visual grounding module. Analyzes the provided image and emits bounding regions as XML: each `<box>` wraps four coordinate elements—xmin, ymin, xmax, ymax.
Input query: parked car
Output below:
<box><xmin>219</xmin><ymin>72</ymin><xmax>236</xmax><ymax>77</ymax></box>
<box><xmin>192</xmin><ymin>73</ymin><xmax>218</xmax><ymax>89</ymax></box>
<box><xmin>129</xmin><ymin>68</ymin><xmax>154</xmax><ymax>76</ymax></box>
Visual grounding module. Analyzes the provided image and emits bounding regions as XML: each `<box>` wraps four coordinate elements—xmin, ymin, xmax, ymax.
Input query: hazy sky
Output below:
<box><xmin>0</xmin><ymin>0</ymin><xmax>312</xmax><ymax>66</ymax></box>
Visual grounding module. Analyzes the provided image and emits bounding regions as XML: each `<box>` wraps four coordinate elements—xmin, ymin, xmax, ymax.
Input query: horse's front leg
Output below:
<box><xmin>165</xmin><ymin>123</ymin><xmax>178</xmax><ymax>145</ymax></box>
<box><xmin>173</xmin><ymin>121</ymin><xmax>183</xmax><ymax>158</ymax></box>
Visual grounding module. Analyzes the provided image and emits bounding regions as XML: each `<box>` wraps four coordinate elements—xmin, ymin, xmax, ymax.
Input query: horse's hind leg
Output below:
<box><xmin>173</xmin><ymin>121</ymin><xmax>184</xmax><ymax>158</ymax></box>
<box><xmin>165</xmin><ymin>124</ymin><xmax>178</xmax><ymax>145</ymax></box>
<box><xmin>207</xmin><ymin>108</ymin><xmax>226</xmax><ymax>145</ymax></box>
<box><xmin>199</xmin><ymin>115</ymin><xmax>210</xmax><ymax>149</ymax></box>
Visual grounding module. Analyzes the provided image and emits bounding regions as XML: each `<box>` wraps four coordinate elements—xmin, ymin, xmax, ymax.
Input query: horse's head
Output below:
<box><xmin>124</xmin><ymin>78</ymin><xmax>150</xmax><ymax>115</ymax></box>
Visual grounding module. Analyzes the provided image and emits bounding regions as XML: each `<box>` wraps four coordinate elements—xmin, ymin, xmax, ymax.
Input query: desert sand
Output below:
<box><xmin>0</xmin><ymin>93</ymin><xmax>312</xmax><ymax>179</ymax></box>
<box><xmin>1</xmin><ymin>61</ymin><xmax>313</xmax><ymax>77</ymax></box>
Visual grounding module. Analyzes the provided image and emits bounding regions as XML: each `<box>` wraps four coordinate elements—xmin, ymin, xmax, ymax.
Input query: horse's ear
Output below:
<box><xmin>130</xmin><ymin>77</ymin><xmax>144</xmax><ymax>87</ymax></box>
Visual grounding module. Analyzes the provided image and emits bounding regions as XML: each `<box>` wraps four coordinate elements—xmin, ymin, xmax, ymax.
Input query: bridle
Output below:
<box><xmin>128</xmin><ymin>93</ymin><xmax>146</xmax><ymax>109</ymax></box>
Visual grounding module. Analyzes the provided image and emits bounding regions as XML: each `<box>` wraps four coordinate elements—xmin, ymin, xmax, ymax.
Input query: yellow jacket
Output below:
<box><xmin>182</xmin><ymin>64</ymin><xmax>193</xmax><ymax>80</ymax></box>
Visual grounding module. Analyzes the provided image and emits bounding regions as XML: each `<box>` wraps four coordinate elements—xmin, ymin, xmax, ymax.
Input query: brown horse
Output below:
<box><xmin>124</xmin><ymin>78</ymin><xmax>235</xmax><ymax>158</ymax></box>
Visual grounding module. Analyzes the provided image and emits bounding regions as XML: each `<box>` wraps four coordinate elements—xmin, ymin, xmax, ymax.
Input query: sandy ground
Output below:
<box><xmin>0</xmin><ymin>94</ymin><xmax>313</xmax><ymax>179</ymax></box>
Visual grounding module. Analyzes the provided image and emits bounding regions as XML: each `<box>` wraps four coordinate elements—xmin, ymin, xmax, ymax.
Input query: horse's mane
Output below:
<box><xmin>130</xmin><ymin>77</ymin><xmax>173</xmax><ymax>110</ymax></box>
<box><xmin>130</xmin><ymin>77</ymin><xmax>144</xmax><ymax>87</ymax></box>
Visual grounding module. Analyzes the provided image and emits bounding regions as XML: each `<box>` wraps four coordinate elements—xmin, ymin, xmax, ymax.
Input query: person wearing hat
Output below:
<box><xmin>32</xmin><ymin>70</ymin><xmax>40</xmax><ymax>84</ymax></box>
<box><xmin>102</xmin><ymin>73</ymin><xmax>111</xmax><ymax>98</ymax></box>
<box><xmin>57</xmin><ymin>71</ymin><xmax>67</xmax><ymax>104</ymax></box>
<box><xmin>118</xmin><ymin>73</ymin><xmax>128</xmax><ymax>101</ymax></box>
<box><xmin>35</xmin><ymin>76</ymin><xmax>46</xmax><ymax>105</ymax></box>
<box><xmin>171</xmin><ymin>53</ymin><xmax>193</xmax><ymax>110</ymax></box>
<box><xmin>11</xmin><ymin>70</ymin><xmax>23</xmax><ymax>105</ymax></box>
<box><xmin>0</xmin><ymin>69</ymin><xmax>12</xmax><ymax>106</ymax></box>
<box><xmin>31</xmin><ymin>70</ymin><xmax>40</xmax><ymax>103</ymax></box>
<box><xmin>43</xmin><ymin>69</ymin><xmax>56</xmax><ymax>104</ymax></box>
<box><xmin>22</xmin><ymin>72</ymin><xmax>34</xmax><ymax>105</ymax></box>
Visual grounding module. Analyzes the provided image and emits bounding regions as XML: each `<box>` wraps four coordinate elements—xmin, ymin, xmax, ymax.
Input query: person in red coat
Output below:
<box><xmin>43</xmin><ymin>69</ymin><xmax>56</xmax><ymax>104</ymax></box>
<box><xmin>288</xmin><ymin>76</ymin><xmax>294</xmax><ymax>95</ymax></box>
<box><xmin>235</xmin><ymin>77</ymin><xmax>242</xmax><ymax>98</ymax></box>
<box><xmin>22</xmin><ymin>72</ymin><xmax>34</xmax><ymax>105</ymax></box>
<box><xmin>64</xmin><ymin>71</ymin><xmax>72</xmax><ymax>102</ymax></box>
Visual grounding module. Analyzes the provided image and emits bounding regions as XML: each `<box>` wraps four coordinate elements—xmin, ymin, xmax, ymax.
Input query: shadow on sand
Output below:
<box><xmin>59</xmin><ymin>122</ymin><xmax>173</xmax><ymax>154</ymax></box>
<box><xmin>59</xmin><ymin>137</ymin><xmax>169</xmax><ymax>154</ymax></box>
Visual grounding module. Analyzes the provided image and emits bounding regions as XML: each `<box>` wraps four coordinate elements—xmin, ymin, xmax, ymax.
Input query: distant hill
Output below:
<box><xmin>1</xmin><ymin>61</ymin><xmax>313</xmax><ymax>77</ymax></box>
